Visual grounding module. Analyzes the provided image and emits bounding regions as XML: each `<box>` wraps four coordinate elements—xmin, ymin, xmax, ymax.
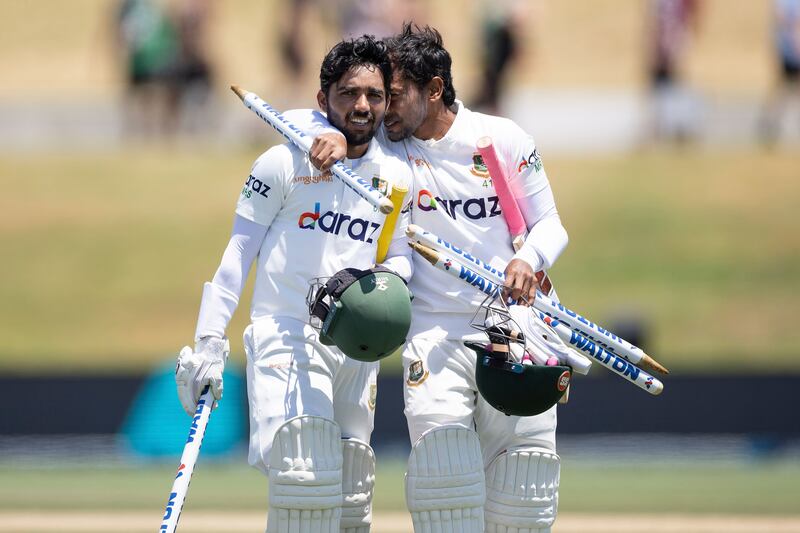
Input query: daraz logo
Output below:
<box><xmin>299</xmin><ymin>202</ymin><xmax>322</xmax><ymax>228</ymax></box>
<box><xmin>298</xmin><ymin>202</ymin><xmax>381</xmax><ymax>243</ymax></box>
<box><xmin>416</xmin><ymin>189</ymin><xmax>502</xmax><ymax>221</ymax></box>
<box><xmin>417</xmin><ymin>190</ymin><xmax>438</xmax><ymax>212</ymax></box>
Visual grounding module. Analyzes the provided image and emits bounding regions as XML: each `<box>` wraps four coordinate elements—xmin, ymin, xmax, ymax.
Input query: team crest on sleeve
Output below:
<box><xmin>406</xmin><ymin>359</ymin><xmax>429</xmax><ymax>387</ymax></box>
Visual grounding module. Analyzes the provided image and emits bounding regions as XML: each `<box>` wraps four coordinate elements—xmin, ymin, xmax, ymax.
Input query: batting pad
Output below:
<box><xmin>406</xmin><ymin>426</ymin><xmax>486</xmax><ymax>533</ymax></box>
<box><xmin>484</xmin><ymin>448</ymin><xmax>560</xmax><ymax>533</ymax></box>
<box><xmin>340</xmin><ymin>438</ymin><xmax>376</xmax><ymax>533</ymax></box>
<box><xmin>267</xmin><ymin>416</ymin><xmax>343</xmax><ymax>533</ymax></box>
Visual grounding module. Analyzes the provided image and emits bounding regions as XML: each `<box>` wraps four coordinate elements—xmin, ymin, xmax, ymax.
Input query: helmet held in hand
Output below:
<box><xmin>307</xmin><ymin>266</ymin><xmax>412</xmax><ymax>362</ymax></box>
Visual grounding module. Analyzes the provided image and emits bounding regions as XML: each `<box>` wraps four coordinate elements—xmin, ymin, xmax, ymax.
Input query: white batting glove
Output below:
<box><xmin>175</xmin><ymin>336</ymin><xmax>229</xmax><ymax>416</ymax></box>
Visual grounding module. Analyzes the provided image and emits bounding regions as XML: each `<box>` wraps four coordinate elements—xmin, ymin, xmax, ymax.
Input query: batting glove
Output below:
<box><xmin>175</xmin><ymin>336</ymin><xmax>229</xmax><ymax>416</ymax></box>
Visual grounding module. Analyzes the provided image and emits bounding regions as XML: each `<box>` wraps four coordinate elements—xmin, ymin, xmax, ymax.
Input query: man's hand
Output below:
<box><xmin>503</xmin><ymin>258</ymin><xmax>540</xmax><ymax>306</ymax></box>
<box><xmin>309</xmin><ymin>132</ymin><xmax>347</xmax><ymax>171</ymax></box>
<box><xmin>175</xmin><ymin>336</ymin><xmax>229</xmax><ymax>416</ymax></box>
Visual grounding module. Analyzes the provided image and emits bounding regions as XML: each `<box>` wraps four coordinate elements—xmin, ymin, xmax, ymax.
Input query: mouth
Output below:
<box><xmin>347</xmin><ymin>114</ymin><xmax>372</xmax><ymax>128</ymax></box>
<box><xmin>384</xmin><ymin>117</ymin><xmax>400</xmax><ymax>129</ymax></box>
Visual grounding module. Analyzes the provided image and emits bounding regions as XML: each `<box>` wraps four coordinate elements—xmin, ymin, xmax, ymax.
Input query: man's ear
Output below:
<box><xmin>317</xmin><ymin>89</ymin><xmax>327</xmax><ymax>112</ymax></box>
<box><xmin>427</xmin><ymin>77</ymin><xmax>444</xmax><ymax>103</ymax></box>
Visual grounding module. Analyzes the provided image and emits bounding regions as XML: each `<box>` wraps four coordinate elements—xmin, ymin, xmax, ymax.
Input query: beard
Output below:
<box><xmin>327</xmin><ymin>108</ymin><xmax>379</xmax><ymax>147</ymax></box>
<box><xmin>384</xmin><ymin>118</ymin><xmax>417</xmax><ymax>142</ymax></box>
<box><xmin>384</xmin><ymin>99</ymin><xmax>427</xmax><ymax>142</ymax></box>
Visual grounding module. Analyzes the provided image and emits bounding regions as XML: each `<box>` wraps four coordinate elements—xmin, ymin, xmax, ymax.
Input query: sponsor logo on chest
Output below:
<box><xmin>298</xmin><ymin>202</ymin><xmax>381</xmax><ymax>243</ymax></box>
<box><xmin>292</xmin><ymin>171</ymin><xmax>334</xmax><ymax>185</ymax></box>
<box><xmin>416</xmin><ymin>189</ymin><xmax>502</xmax><ymax>221</ymax></box>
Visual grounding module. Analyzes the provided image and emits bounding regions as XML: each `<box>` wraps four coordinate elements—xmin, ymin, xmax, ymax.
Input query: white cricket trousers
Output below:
<box><xmin>243</xmin><ymin>316</ymin><xmax>379</xmax><ymax>474</ymax></box>
<box><xmin>403</xmin><ymin>337</ymin><xmax>557</xmax><ymax>465</ymax></box>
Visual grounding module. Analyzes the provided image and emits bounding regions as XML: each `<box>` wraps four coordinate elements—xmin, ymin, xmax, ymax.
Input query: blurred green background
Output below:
<box><xmin>2</xmin><ymin>147</ymin><xmax>798</xmax><ymax>373</ymax></box>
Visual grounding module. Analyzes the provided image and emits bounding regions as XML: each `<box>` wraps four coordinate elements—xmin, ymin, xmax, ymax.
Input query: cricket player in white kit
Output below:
<box><xmin>290</xmin><ymin>23</ymin><xmax>569</xmax><ymax>532</ymax></box>
<box><xmin>174</xmin><ymin>36</ymin><xmax>414</xmax><ymax>533</ymax></box>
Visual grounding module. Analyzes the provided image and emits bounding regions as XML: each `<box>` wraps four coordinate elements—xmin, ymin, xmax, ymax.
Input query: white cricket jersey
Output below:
<box><xmin>236</xmin><ymin>138</ymin><xmax>412</xmax><ymax>324</ymax></box>
<box><xmin>392</xmin><ymin>102</ymin><xmax>566</xmax><ymax>339</ymax></box>
<box><xmin>284</xmin><ymin>103</ymin><xmax>567</xmax><ymax>339</ymax></box>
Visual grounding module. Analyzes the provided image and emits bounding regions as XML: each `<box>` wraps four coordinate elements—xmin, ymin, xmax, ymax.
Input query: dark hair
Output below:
<box><xmin>385</xmin><ymin>23</ymin><xmax>456</xmax><ymax>106</ymax></box>
<box><xmin>319</xmin><ymin>35</ymin><xmax>392</xmax><ymax>96</ymax></box>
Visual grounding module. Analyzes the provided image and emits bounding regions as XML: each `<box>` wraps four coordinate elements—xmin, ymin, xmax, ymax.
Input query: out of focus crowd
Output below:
<box><xmin>114</xmin><ymin>0</ymin><xmax>800</xmax><ymax>145</ymax></box>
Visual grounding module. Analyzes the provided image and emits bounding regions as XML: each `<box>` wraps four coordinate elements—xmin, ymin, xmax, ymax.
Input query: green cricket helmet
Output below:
<box><xmin>465</xmin><ymin>289</ymin><xmax>571</xmax><ymax>417</ymax></box>
<box><xmin>306</xmin><ymin>266</ymin><xmax>412</xmax><ymax>362</ymax></box>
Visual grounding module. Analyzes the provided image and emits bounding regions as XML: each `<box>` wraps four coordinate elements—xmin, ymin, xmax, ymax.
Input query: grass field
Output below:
<box><xmin>3</xmin><ymin>460</ymin><xmax>799</xmax><ymax>514</ymax></box>
<box><xmin>1</xmin><ymin>458</ymin><xmax>798</xmax><ymax>532</ymax></box>
<box><xmin>1</xmin><ymin>146</ymin><xmax>798</xmax><ymax>373</ymax></box>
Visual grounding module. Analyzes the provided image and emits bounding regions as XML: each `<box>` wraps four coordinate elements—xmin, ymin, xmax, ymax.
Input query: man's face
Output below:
<box><xmin>319</xmin><ymin>65</ymin><xmax>387</xmax><ymax>149</ymax></box>
<box><xmin>384</xmin><ymin>71</ymin><xmax>428</xmax><ymax>142</ymax></box>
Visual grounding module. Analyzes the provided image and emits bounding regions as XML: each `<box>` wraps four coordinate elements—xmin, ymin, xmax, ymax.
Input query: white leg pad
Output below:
<box><xmin>340</xmin><ymin>438</ymin><xmax>375</xmax><ymax>533</ymax></box>
<box><xmin>267</xmin><ymin>416</ymin><xmax>343</xmax><ymax>533</ymax></box>
<box><xmin>484</xmin><ymin>448</ymin><xmax>560</xmax><ymax>533</ymax></box>
<box><xmin>405</xmin><ymin>426</ymin><xmax>486</xmax><ymax>533</ymax></box>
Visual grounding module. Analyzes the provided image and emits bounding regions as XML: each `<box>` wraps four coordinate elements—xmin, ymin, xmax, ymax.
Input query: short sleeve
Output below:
<box><xmin>489</xmin><ymin>120</ymin><xmax>558</xmax><ymax>231</ymax></box>
<box><xmin>235</xmin><ymin>145</ymin><xmax>292</xmax><ymax>227</ymax></box>
<box><xmin>500</xmin><ymin>122</ymin><xmax>549</xmax><ymax>201</ymax></box>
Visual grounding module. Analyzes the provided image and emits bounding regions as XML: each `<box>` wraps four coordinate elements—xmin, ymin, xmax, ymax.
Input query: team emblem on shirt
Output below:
<box><xmin>406</xmin><ymin>360</ymin><xmax>429</xmax><ymax>387</ymax></box>
<box><xmin>371</xmin><ymin>176</ymin><xmax>389</xmax><ymax>197</ymax></box>
<box><xmin>368</xmin><ymin>383</ymin><xmax>377</xmax><ymax>410</ymax></box>
<box><xmin>470</xmin><ymin>152</ymin><xmax>490</xmax><ymax>179</ymax></box>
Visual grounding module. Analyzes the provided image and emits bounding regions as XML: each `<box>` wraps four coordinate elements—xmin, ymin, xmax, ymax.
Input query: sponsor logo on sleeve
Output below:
<box><xmin>517</xmin><ymin>148</ymin><xmax>543</xmax><ymax>173</ymax></box>
<box><xmin>241</xmin><ymin>174</ymin><xmax>271</xmax><ymax>199</ymax></box>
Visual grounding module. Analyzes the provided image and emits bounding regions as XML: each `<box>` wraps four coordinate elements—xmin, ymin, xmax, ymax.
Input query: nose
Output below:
<box><xmin>354</xmin><ymin>93</ymin><xmax>369</xmax><ymax>112</ymax></box>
